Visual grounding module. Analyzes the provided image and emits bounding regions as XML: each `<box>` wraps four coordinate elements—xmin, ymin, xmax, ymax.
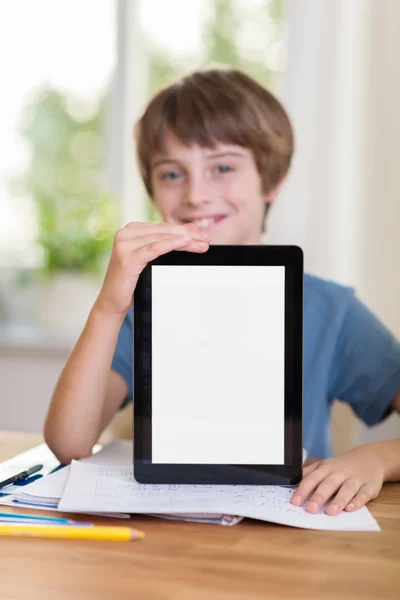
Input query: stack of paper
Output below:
<box><xmin>0</xmin><ymin>441</ymin><xmax>241</xmax><ymax>525</ymax></box>
<box><xmin>1</xmin><ymin>442</ymin><xmax>123</xmax><ymax>508</ymax></box>
<box><xmin>58</xmin><ymin>459</ymin><xmax>380</xmax><ymax>531</ymax></box>
<box><xmin>1</xmin><ymin>440</ymin><xmax>380</xmax><ymax>530</ymax></box>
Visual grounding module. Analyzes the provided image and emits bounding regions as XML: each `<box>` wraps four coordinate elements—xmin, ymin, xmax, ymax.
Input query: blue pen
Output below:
<box><xmin>0</xmin><ymin>464</ymin><xmax>43</xmax><ymax>490</ymax></box>
<box><xmin>0</xmin><ymin>518</ymin><xmax>93</xmax><ymax>527</ymax></box>
<box><xmin>0</xmin><ymin>512</ymin><xmax>93</xmax><ymax>526</ymax></box>
<box><xmin>12</xmin><ymin>474</ymin><xmax>43</xmax><ymax>487</ymax></box>
<box><xmin>49</xmin><ymin>464</ymin><xmax>65</xmax><ymax>474</ymax></box>
<box><xmin>2</xmin><ymin>464</ymin><xmax>66</xmax><ymax>491</ymax></box>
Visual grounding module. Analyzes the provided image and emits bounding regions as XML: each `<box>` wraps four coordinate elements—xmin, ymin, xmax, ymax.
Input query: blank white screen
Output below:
<box><xmin>152</xmin><ymin>265</ymin><xmax>285</xmax><ymax>464</ymax></box>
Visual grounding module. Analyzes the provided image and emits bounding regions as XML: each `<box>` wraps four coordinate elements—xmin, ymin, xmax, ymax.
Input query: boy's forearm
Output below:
<box><xmin>44</xmin><ymin>305</ymin><xmax>125</xmax><ymax>463</ymax></box>
<box><xmin>376</xmin><ymin>439</ymin><xmax>400</xmax><ymax>482</ymax></box>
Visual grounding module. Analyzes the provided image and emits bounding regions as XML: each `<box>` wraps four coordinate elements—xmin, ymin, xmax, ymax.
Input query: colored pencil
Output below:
<box><xmin>0</xmin><ymin>524</ymin><xmax>145</xmax><ymax>541</ymax></box>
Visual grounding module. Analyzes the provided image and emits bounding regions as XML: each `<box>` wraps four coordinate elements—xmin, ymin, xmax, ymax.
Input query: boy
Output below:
<box><xmin>44</xmin><ymin>68</ymin><xmax>400</xmax><ymax>515</ymax></box>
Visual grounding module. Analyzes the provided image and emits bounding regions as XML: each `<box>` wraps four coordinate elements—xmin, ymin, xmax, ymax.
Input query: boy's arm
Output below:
<box><xmin>295</xmin><ymin>389</ymin><xmax>400</xmax><ymax>514</ymax></box>
<box><xmin>328</xmin><ymin>293</ymin><xmax>400</xmax><ymax>428</ymax></box>
<box><xmin>379</xmin><ymin>437</ymin><xmax>400</xmax><ymax>482</ymax></box>
<box><xmin>44</xmin><ymin>221</ymin><xmax>209</xmax><ymax>464</ymax></box>
<box><xmin>44</xmin><ymin>307</ymin><xmax>127</xmax><ymax>464</ymax></box>
<box><xmin>296</xmin><ymin>391</ymin><xmax>400</xmax><ymax>515</ymax></box>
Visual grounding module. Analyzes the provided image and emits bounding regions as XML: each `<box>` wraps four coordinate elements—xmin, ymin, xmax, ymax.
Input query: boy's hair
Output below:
<box><xmin>135</xmin><ymin>68</ymin><xmax>294</xmax><ymax>209</ymax></box>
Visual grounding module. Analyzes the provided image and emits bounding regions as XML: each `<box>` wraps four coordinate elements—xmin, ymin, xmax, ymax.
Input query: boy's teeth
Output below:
<box><xmin>195</xmin><ymin>218</ymin><xmax>212</xmax><ymax>228</ymax></box>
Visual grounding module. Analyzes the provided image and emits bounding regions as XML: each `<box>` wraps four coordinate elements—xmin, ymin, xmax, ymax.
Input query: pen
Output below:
<box><xmin>0</xmin><ymin>518</ymin><xmax>93</xmax><ymax>527</ymax></box>
<box><xmin>0</xmin><ymin>512</ymin><xmax>93</xmax><ymax>525</ymax></box>
<box><xmin>49</xmin><ymin>464</ymin><xmax>65</xmax><ymax>474</ymax></box>
<box><xmin>0</xmin><ymin>465</ymin><xmax>43</xmax><ymax>490</ymax></box>
<box><xmin>0</xmin><ymin>524</ymin><xmax>145</xmax><ymax>541</ymax></box>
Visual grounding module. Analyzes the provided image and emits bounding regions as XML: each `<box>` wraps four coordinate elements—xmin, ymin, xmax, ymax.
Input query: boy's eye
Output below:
<box><xmin>160</xmin><ymin>170</ymin><xmax>182</xmax><ymax>181</ymax></box>
<box><xmin>215</xmin><ymin>164</ymin><xmax>233</xmax><ymax>174</ymax></box>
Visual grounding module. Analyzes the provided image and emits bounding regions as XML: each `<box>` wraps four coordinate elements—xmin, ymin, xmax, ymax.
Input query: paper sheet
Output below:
<box><xmin>0</xmin><ymin>496</ymin><xmax>128</xmax><ymax>518</ymax></box>
<box><xmin>58</xmin><ymin>462</ymin><xmax>380</xmax><ymax>531</ymax></box>
<box><xmin>0</xmin><ymin>441</ymin><xmax>130</xmax><ymax>516</ymax></box>
<box><xmin>1</xmin><ymin>440</ymin><xmax>237</xmax><ymax>525</ymax></box>
<box><xmin>4</xmin><ymin>440</ymin><xmax>130</xmax><ymax>503</ymax></box>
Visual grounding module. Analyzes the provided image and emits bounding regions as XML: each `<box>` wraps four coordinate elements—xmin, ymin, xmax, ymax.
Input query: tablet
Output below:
<box><xmin>133</xmin><ymin>245</ymin><xmax>303</xmax><ymax>485</ymax></box>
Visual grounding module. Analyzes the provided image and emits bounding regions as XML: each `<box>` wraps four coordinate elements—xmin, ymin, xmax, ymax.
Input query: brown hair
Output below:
<box><xmin>135</xmin><ymin>68</ymin><xmax>294</xmax><ymax>203</ymax></box>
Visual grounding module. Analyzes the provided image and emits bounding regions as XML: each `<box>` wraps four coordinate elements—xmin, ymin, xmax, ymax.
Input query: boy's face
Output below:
<box><xmin>150</xmin><ymin>130</ymin><xmax>276</xmax><ymax>245</ymax></box>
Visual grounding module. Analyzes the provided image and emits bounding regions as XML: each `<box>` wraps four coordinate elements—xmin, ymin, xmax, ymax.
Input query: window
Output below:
<box><xmin>0</xmin><ymin>0</ymin><xmax>285</xmax><ymax>329</ymax></box>
<box><xmin>0</xmin><ymin>0</ymin><xmax>117</xmax><ymax>268</ymax></box>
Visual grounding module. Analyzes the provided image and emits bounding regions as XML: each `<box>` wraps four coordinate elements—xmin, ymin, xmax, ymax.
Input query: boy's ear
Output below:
<box><xmin>263</xmin><ymin>178</ymin><xmax>285</xmax><ymax>205</ymax></box>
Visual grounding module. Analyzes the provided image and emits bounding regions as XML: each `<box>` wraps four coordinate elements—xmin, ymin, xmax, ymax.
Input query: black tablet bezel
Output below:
<box><xmin>133</xmin><ymin>245</ymin><xmax>303</xmax><ymax>485</ymax></box>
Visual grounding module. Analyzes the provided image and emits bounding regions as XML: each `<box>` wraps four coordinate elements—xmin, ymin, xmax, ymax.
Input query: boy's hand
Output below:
<box><xmin>291</xmin><ymin>445</ymin><xmax>386</xmax><ymax>516</ymax></box>
<box><xmin>95</xmin><ymin>221</ymin><xmax>209</xmax><ymax>316</ymax></box>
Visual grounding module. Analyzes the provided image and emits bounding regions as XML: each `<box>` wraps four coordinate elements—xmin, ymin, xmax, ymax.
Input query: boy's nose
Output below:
<box><xmin>182</xmin><ymin>179</ymin><xmax>212</xmax><ymax>207</ymax></box>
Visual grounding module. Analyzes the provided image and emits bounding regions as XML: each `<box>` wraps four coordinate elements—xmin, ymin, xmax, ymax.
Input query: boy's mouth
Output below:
<box><xmin>184</xmin><ymin>215</ymin><xmax>227</xmax><ymax>230</ymax></box>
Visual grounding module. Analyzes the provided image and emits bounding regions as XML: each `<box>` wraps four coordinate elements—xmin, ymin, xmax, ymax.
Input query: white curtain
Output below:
<box><xmin>266</xmin><ymin>0</ymin><xmax>400</xmax><ymax>446</ymax></box>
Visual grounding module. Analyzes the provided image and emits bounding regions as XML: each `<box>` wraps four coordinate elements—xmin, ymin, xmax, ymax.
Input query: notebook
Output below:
<box><xmin>57</xmin><ymin>458</ymin><xmax>380</xmax><ymax>531</ymax></box>
<box><xmin>0</xmin><ymin>441</ymin><xmax>240</xmax><ymax>525</ymax></box>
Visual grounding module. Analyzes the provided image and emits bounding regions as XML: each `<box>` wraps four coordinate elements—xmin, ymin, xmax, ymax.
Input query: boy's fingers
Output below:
<box><xmin>291</xmin><ymin>462</ymin><xmax>319</xmax><ymax>506</ymax></box>
<box><xmin>325</xmin><ymin>479</ymin><xmax>363</xmax><ymax>516</ymax></box>
<box><xmin>344</xmin><ymin>484</ymin><xmax>376</xmax><ymax>512</ymax></box>
<box><xmin>176</xmin><ymin>239</ymin><xmax>210</xmax><ymax>253</ymax></box>
<box><xmin>291</xmin><ymin>467</ymin><xmax>327</xmax><ymax>506</ymax></box>
<box><xmin>135</xmin><ymin>235</ymin><xmax>190</xmax><ymax>264</ymax></box>
<box><xmin>305</xmin><ymin>473</ymin><xmax>348</xmax><ymax>514</ymax></box>
<box><xmin>116</xmin><ymin>233</ymin><xmax>191</xmax><ymax>253</ymax></box>
<box><xmin>184</xmin><ymin>222</ymin><xmax>210</xmax><ymax>239</ymax></box>
<box><xmin>116</xmin><ymin>233</ymin><xmax>210</xmax><ymax>257</ymax></box>
<box><xmin>124</xmin><ymin>221</ymin><xmax>208</xmax><ymax>241</ymax></box>
<box><xmin>135</xmin><ymin>236</ymin><xmax>208</xmax><ymax>264</ymax></box>
<box><xmin>302</xmin><ymin>461</ymin><xmax>321</xmax><ymax>476</ymax></box>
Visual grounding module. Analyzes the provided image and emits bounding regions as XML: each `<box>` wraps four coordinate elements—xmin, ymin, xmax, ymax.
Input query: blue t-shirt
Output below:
<box><xmin>111</xmin><ymin>273</ymin><xmax>400</xmax><ymax>458</ymax></box>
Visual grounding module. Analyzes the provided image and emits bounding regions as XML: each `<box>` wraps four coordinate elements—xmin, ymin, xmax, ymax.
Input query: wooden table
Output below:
<box><xmin>0</xmin><ymin>432</ymin><xmax>399</xmax><ymax>600</ymax></box>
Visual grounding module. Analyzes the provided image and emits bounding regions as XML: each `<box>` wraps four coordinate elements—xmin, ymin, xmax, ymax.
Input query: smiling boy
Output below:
<box><xmin>44</xmin><ymin>68</ymin><xmax>400</xmax><ymax>515</ymax></box>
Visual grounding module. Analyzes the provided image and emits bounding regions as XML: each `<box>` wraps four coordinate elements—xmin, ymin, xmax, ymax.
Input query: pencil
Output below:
<box><xmin>0</xmin><ymin>524</ymin><xmax>145</xmax><ymax>541</ymax></box>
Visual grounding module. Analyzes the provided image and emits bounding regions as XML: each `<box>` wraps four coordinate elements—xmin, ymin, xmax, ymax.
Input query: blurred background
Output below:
<box><xmin>0</xmin><ymin>0</ymin><xmax>399</xmax><ymax>450</ymax></box>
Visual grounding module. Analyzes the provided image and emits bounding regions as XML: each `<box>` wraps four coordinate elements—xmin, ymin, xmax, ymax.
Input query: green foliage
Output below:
<box><xmin>203</xmin><ymin>0</ymin><xmax>284</xmax><ymax>90</ymax></box>
<box><xmin>13</xmin><ymin>88</ymin><xmax>117</xmax><ymax>278</ymax></box>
